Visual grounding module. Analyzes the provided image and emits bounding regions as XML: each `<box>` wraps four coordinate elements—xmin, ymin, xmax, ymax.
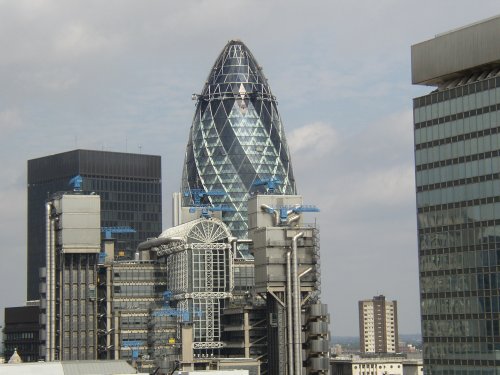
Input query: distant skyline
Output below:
<box><xmin>0</xmin><ymin>1</ymin><xmax>499</xmax><ymax>336</ymax></box>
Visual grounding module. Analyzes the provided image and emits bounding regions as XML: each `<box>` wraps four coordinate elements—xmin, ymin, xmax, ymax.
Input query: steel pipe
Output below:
<box><xmin>136</xmin><ymin>236</ymin><xmax>183</xmax><ymax>251</ymax></box>
<box><xmin>286</xmin><ymin>250</ymin><xmax>294</xmax><ymax>375</ymax></box>
<box><xmin>292</xmin><ymin>232</ymin><xmax>304</xmax><ymax>375</ymax></box>
<box><xmin>261</xmin><ymin>204</ymin><xmax>280</xmax><ymax>226</ymax></box>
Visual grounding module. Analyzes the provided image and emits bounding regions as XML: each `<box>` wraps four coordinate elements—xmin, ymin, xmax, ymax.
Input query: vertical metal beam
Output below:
<box><xmin>292</xmin><ymin>232</ymin><xmax>304</xmax><ymax>375</ymax></box>
<box><xmin>244</xmin><ymin>311</ymin><xmax>250</xmax><ymax>358</ymax></box>
<box><xmin>46</xmin><ymin>202</ymin><xmax>56</xmax><ymax>361</ymax></box>
<box><xmin>106</xmin><ymin>266</ymin><xmax>112</xmax><ymax>359</ymax></box>
<box><xmin>286</xmin><ymin>250</ymin><xmax>294</xmax><ymax>375</ymax></box>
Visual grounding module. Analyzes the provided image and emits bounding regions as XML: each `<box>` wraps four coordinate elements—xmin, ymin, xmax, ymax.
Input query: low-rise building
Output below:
<box><xmin>331</xmin><ymin>355</ymin><xmax>423</xmax><ymax>375</ymax></box>
<box><xmin>4</xmin><ymin>304</ymin><xmax>41</xmax><ymax>362</ymax></box>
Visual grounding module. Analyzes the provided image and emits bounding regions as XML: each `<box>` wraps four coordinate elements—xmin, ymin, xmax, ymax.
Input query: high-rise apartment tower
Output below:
<box><xmin>181</xmin><ymin>40</ymin><xmax>296</xmax><ymax>241</ymax></box>
<box><xmin>412</xmin><ymin>15</ymin><xmax>500</xmax><ymax>374</ymax></box>
<box><xmin>358</xmin><ymin>295</ymin><xmax>398</xmax><ymax>353</ymax></box>
<box><xmin>27</xmin><ymin>149</ymin><xmax>162</xmax><ymax>300</ymax></box>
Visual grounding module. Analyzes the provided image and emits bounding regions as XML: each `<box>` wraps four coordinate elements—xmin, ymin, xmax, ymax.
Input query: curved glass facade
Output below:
<box><xmin>181</xmin><ymin>40</ymin><xmax>296</xmax><ymax>240</ymax></box>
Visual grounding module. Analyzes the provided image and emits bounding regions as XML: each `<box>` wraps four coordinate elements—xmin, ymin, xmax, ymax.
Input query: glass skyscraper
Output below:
<box><xmin>181</xmin><ymin>39</ymin><xmax>296</xmax><ymax>241</ymax></box>
<box><xmin>412</xmin><ymin>16</ymin><xmax>500</xmax><ymax>374</ymax></box>
<box><xmin>27</xmin><ymin>149</ymin><xmax>162</xmax><ymax>300</ymax></box>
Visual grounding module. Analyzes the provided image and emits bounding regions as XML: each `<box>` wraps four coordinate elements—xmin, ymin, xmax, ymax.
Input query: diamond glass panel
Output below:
<box><xmin>181</xmin><ymin>40</ymin><xmax>296</xmax><ymax>242</ymax></box>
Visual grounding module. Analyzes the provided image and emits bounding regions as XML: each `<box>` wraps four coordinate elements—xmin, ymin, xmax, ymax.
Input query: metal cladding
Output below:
<box><xmin>150</xmin><ymin>217</ymin><xmax>234</xmax><ymax>353</ymax></box>
<box><xmin>181</xmin><ymin>39</ymin><xmax>296</xmax><ymax>240</ymax></box>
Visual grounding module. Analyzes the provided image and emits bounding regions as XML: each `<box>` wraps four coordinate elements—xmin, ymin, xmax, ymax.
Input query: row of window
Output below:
<box><xmin>416</xmin><ymin>149</ymin><xmax>500</xmax><ymax>176</ymax></box>
<box><xmin>422</xmin><ymin>295</ymin><xmax>500</xmax><ymax>315</ymax></box>
<box><xmin>88</xmin><ymin>178</ymin><xmax>160</xmax><ymax>194</ymax></box>
<box><xmin>420</xmin><ymin>220</ymin><xmax>500</xmax><ymax>238</ymax></box>
<box><xmin>419</xmin><ymin>226</ymin><xmax>500</xmax><ymax>250</ymax></box>
<box><xmin>353</xmin><ymin>364</ymin><xmax>401</xmax><ymax>369</ymax></box>
<box><xmin>423</xmin><ymin>341</ymin><xmax>500</xmax><ymax>360</ymax></box>
<box><xmin>113</xmin><ymin>284</ymin><xmax>167</xmax><ymax>297</ymax></box>
<box><xmin>415</xmin><ymin>135</ymin><xmax>500</xmax><ymax>172</ymax></box>
<box><xmin>112</xmin><ymin>299</ymin><xmax>162</xmax><ymax>311</ymax></box>
<box><xmin>414</xmin><ymin>77</ymin><xmax>500</xmax><ymax>110</ymax></box>
<box><xmin>5</xmin><ymin>331</ymin><xmax>36</xmax><ymax>340</ymax></box>
<box><xmin>416</xmin><ymin>110</ymin><xmax>500</xmax><ymax>147</ymax></box>
<box><xmin>417</xmin><ymin>182</ymin><xmax>500</xmax><ymax>207</ymax></box>
<box><xmin>112</xmin><ymin>267</ymin><xmax>167</xmax><ymax>281</ymax></box>
<box><xmin>120</xmin><ymin>315</ymin><xmax>149</xmax><ymax>328</ymax></box>
<box><xmin>420</xmin><ymin>249</ymin><xmax>500</xmax><ymax>272</ymax></box>
<box><xmin>416</xmin><ymin>161</ymin><xmax>500</xmax><ymax>189</ymax></box>
<box><xmin>101</xmin><ymin>201</ymin><xmax>160</xmax><ymax>213</ymax></box>
<box><xmin>425</xmin><ymin>364</ymin><xmax>500</xmax><ymax>375</ymax></box>
<box><xmin>416</xmin><ymin>122</ymin><xmax>500</xmax><ymax>160</ymax></box>
<box><xmin>418</xmin><ymin>195</ymin><xmax>500</xmax><ymax>216</ymax></box>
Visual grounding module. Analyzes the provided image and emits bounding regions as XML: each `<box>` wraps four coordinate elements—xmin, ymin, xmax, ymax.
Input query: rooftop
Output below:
<box><xmin>411</xmin><ymin>14</ymin><xmax>500</xmax><ymax>86</ymax></box>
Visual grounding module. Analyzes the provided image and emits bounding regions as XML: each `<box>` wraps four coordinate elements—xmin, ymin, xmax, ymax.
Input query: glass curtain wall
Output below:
<box><xmin>415</xmin><ymin>76</ymin><xmax>500</xmax><ymax>375</ymax></box>
<box><xmin>181</xmin><ymin>40</ymin><xmax>296</xmax><ymax>242</ymax></box>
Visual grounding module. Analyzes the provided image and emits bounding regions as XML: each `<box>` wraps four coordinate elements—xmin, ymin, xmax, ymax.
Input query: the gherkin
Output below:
<box><xmin>181</xmin><ymin>39</ymin><xmax>296</xmax><ymax>241</ymax></box>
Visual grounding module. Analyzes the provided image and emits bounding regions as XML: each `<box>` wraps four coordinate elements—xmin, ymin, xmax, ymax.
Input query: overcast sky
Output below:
<box><xmin>1</xmin><ymin>0</ymin><xmax>499</xmax><ymax>337</ymax></box>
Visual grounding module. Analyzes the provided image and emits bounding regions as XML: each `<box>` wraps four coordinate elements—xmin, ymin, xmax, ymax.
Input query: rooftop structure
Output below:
<box><xmin>412</xmin><ymin>15</ymin><xmax>500</xmax><ymax>86</ymax></box>
<box><xmin>0</xmin><ymin>360</ymin><xmax>139</xmax><ymax>375</ymax></box>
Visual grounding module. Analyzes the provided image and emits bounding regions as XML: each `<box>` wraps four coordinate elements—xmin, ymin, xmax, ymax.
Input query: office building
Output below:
<box><xmin>96</xmin><ymin>240</ymin><xmax>174</xmax><ymax>373</ymax></box>
<box><xmin>3</xmin><ymin>305</ymin><xmax>41</xmax><ymax>362</ymax></box>
<box><xmin>248</xmin><ymin>194</ymin><xmax>330</xmax><ymax>375</ymax></box>
<box><xmin>27</xmin><ymin>149</ymin><xmax>162</xmax><ymax>300</ymax></box>
<box><xmin>40</xmin><ymin>192</ymin><xmax>101</xmax><ymax>361</ymax></box>
<box><xmin>180</xmin><ymin>39</ymin><xmax>297</xmax><ymax>242</ymax></box>
<box><xmin>358</xmin><ymin>295</ymin><xmax>398</xmax><ymax>354</ymax></box>
<box><xmin>330</xmin><ymin>355</ymin><xmax>423</xmax><ymax>375</ymax></box>
<box><xmin>412</xmin><ymin>15</ymin><xmax>500</xmax><ymax>374</ymax></box>
<box><xmin>137</xmin><ymin>216</ymin><xmax>236</xmax><ymax>357</ymax></box>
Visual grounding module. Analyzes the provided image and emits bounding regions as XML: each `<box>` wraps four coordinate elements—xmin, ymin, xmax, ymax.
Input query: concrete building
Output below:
<box><xmin>3</xmin><ymin>305</ymin><xmax>41</xmax><ymax>362</ymax></box>
<box><xmin>358</xmin><ymin>295</ymin><xmax>398</xmax><ymax>354</ymax></box>
<box><xmin>330</xmin><ymin>355</ymin><xmax>423</xmax><ymax>375</ymax></box>
<box><xmin>221</xmin><ymin>305</ymin><xmax>267</xmax><ymax>360</ymax></box>
<box><xmin>27</xmin><ymin>149</ymin><xmax>162</xmax><ymax>300</ymax></box>
<box><xmin>248</xmin><ymin>194</ymin><xmax>330</xmax><ymax>375</ymax></box>
<box><xmin>412</xmin><ymin>14</ymin><xmax>500</xmax><ymax>375</ymax></box>
<box><xmin>96</xmin><ymin>237</ymin><xmax>176</xmax><ymax>373</ymax></box>
<box><xmin>39</xmin><ymin>192</ymin><xmax>101</xmax><ymax>361</ymax></box>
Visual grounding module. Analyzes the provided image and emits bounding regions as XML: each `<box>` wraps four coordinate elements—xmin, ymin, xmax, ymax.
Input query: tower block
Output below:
<box><xmin>248</xmin><ymin>194</ymin><xmax>330</xmax><ymax>375</ymax></box>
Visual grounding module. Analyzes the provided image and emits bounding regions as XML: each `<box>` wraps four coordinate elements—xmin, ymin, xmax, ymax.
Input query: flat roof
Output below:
<box><xmin>411</xmin><ymin>15</ymin><xmax>500</xmax><ymax>85</ymax></box>
<box><xmin>0</xmin><ymin>360</ymin><xmax>139</xmax><ymax>375</ymax></box>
